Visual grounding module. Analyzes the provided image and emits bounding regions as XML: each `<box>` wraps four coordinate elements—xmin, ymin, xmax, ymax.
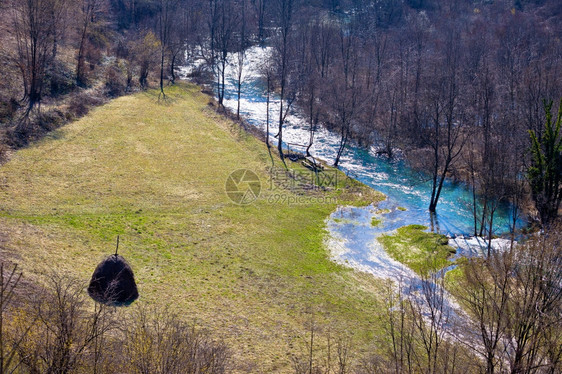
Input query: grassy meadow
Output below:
<box><xmin>378</xmin><ymin>224</ymin><xmax>456</xmax><ymax>275</ymax></box>
<box><xmin>0</xmin><ymin>84</ymin><xmax>388</xmax><ymax>372</ymax></box>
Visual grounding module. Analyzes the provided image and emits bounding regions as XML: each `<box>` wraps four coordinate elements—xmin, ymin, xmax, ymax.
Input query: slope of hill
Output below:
<box><xmin>0</xmin><ymin>83</ymin><xmax>384</xmax><ymax>372</ymax></box>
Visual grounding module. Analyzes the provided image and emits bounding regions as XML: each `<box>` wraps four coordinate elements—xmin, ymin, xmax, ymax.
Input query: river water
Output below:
<box><xmin>179</xmin><ymin>46</ymin><xmax>522</xmax><ymax>284</ymax></box>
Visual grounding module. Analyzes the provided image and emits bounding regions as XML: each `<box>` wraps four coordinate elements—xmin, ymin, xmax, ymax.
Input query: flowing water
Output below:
<box><xmin>179</xmin><ymin>46</ymin><xmax>523</xmax><ymax>287</ymax></box>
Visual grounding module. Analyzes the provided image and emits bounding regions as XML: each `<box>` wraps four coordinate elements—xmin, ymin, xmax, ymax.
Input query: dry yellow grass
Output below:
<box><xmin>0</xmin><ymin>83</ymin><xmax>386</xmax><ymax>372</ymax></box>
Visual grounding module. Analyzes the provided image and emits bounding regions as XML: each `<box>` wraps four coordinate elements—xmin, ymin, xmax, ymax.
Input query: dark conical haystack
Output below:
<box><xmin>88</xmin><ymin>254</ymin><xmax>139</xmax><ymax>306</ymax></box>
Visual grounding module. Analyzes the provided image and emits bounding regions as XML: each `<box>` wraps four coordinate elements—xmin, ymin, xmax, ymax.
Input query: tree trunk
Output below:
<box><xmin>266</xmin><ymin>76</ymin><xmax>270</xmax><ymax>147</ymax></box>
<box><xmin>334</xmin><ymin>126</ymin><xmax>348</xmax><ymax>167</ymax></box>
<box><xmin>170</xmin><ymin>53</ymin><xmax>177</xmax><ymax>84</ymax></box>
<box><xmin>76</xmin><ymin>14</ymin><xmax>89</xmax><ymax>87</ymax></box>
<box><xmin>277</xmin><ymin>94</ymin><xmax>284</xmax><ymax>158</ymax></box>
<box><xmin>306</xmin><ymin>89</ymin><xmax>315</xmax><ymax>157</ymax></box>
<box><xmin>159</xmin><ymin>48</ymin><xmax>166</xmax><ymax>98</ymax></box>
<box><xmin>430</xmin><ymin>164</ymin><xmax>450</xmax><ymax>214</ymax></box>
<box><xmin>236</xmin><ymin>62</ymin><xmax>242</xmax><ymax>119</ymax></box>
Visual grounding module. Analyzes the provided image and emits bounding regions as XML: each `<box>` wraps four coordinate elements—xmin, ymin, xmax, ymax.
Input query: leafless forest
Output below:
<box><xmin>1</xmin><ymin>0</ymin><xmax>561</xmax><ymax>223</ymax></box>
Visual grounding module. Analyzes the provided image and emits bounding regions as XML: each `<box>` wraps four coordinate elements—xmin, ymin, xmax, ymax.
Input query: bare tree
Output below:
<box><xmin>409</xmin><ymin>273</ymin><xmax>453</xmax><ymax>373</ymax></box>
<box><xmin>376</xmin><ymin>273</ymin><xmax>467</xmax><ymax>374</ymax></box>
<box><xmin>274</xmin><ymin>0</ymin><xmax>294</xmax><ymax>160</ymax></box>
<box><xmin>76</xmin><ymin>0</ymin><xmax>105</xmax><ymax>87</ymax></box>
<box><xmin>212</xmin><ymin>0</ymin><xmax>236</xmax><ymax>108</ymax></box>
<box><xmin>157</xmin><ymin>0</ymin><xmax>180</xmax><ymax>100</ymax></box>
<box><xmin>505</xmin><ymin>233</ymin><xmax>562</xmax><ymax>374</ymax></box>
<box><xmin>419</xmin><ymin>26</ymin><xmax>466</xmax><ymax>213</ymax></box>
<box><xmin>16</xmin><ymin>274</ymin><xmax>116</xmax><ymax>374</ymax></box>
<box><xmin>294</xmin><ymin>18</ymin><xmax>318</xmax><ymax>158</ymax></box>
<box><xmin>123</xmin><ymin>306</ymin><xmax>230</xmax><ymax>374</ymax></box>
<box><xmin>290</xmin><ymin>318</ymin><xmax>355</xmax><ymax>374</ymax></box>
<box><xmin>133</xmin><ymin>31</ymin><xmax>161</xmax><ymax>89</ymax></box>
<box><xmin>260</xmin><ymin>57</ymin><xmax>275</xmax><ymax>148</ymax></box>
<box><xmin>382</xmin><ymin>279</ymin><xmax>416</xmax><ymax>374</ymax></box>
<box><xmin>235</xmin><ymin>0</ymin><xmax>247</xmax><ymax>120</ymax></box>
<box><xmin>376</xmin><ymin>77</ymin><xmax>400</xmax><ymax>158</ymax></box>
<box><xmin>250</xmin><ymin>0</ymin><xmax>266</xmax><ymax>44</ymax></box>
<box><xmin>310</xmin><ymin>17</ymin><xmax>335</xmax><ymax>80</ymax></box>
<box><xmin>454</xmin><ymin>229</ymin><xmax>562</xmax><ymax>374</ymax></box>
<box><xmin>0</xmin><ymin>263</ymin><xmax>26</xmax><ymax>374</ymax></box>
<box><xmin>328</xmin><ymin>29</ymin><xmax>364</xmax><ymax>167</ymax></box>
<box><xmin>11</xmin><ymin>0</ymin><xmax>59</xmax><ymax>116</ymax></box>
<box><xmin>454</xmin><ymin>255</ymin><xmax>511</xmax><ymax>374</ymax></box>
<box><xmin>0</xmin><ymin>266</ymin><xmax>231</xmax><ymax>374</ymax></box>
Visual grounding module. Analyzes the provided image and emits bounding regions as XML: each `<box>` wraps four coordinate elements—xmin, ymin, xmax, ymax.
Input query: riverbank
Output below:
<box><xmin>0</xmin><ymin>83</ymin><xmax>389</xmax><ymax>372</ymax></box>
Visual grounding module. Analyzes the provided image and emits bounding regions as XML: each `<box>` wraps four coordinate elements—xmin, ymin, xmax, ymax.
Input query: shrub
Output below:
<box><xmin>67</xmin><ymin>91</ymin><xmax>105</xmax><ymax>118</ymax></box>
<box><xmin>0</xmin><ymin>98</ymin><xmax>20</xmax><ymax>123</ymax></box>
<box><xmin>37</xmin><ymin>109</ymin><xmax>66</xmax><ymax>130</ymax></box>
<box><xmin>45</xmin><ymin>60</ymin><xmax>76</xmax><ymax>97</ymax></box>
<box><xmin>104</xmin><ymin>62</ymin><xmax>127</xmax><ymax>97</ymax></box>
<box><xmin>1</xmin><ymin>267</ymin><xmax>231</xmax><ymax>374</ymax></box>
<box><xmin>123</xmin><ymin>307</ymin><xmax>230</xmax><ymax>374</ymax></box>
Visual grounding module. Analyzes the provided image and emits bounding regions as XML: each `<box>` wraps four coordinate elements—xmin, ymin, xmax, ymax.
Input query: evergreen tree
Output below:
<box><xmin>528</xmin><ymin>99</ymin><xmax>562</xmax><ymax>226</ymax></box>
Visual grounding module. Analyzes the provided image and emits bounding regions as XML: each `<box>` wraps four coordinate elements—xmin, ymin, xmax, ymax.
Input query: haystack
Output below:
<box><xmin>88</xmin><ymin>238</ymin><xmax>138</xmax><ymax>306</ymax></box>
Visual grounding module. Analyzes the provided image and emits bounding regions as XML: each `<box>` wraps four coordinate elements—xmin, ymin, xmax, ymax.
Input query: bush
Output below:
<box><xmin>104</xmin><ymin>62</ymin><xmax>127</xmax><ymax>97</ymax></box>
<box><xmin>123</xmin><ymin>307</ymin><xmax>230</xmax><ymax>374</ymax></box>
<box><xmin>38</xmin><ymin>109</ymin><xmax>66</xmax><ymax>130</ymax></box>
<box><xmin>45</xmin><ymin>60</ymin><xmax>76</xmax><ymax>97</ymax></box>
<box><xmin>0</xmin><ymin>98</ymin><xmax>20</xmax><ymax>123</ymax></box>
<box><xmin>1</xmin><ymin>267</ymin><xmax>231</xmax><ymax>374</ymax></box>
<box><xmin>67</xmin><ymin>91</ymin><xmax>105</xmax><ymax>118</ymax></box>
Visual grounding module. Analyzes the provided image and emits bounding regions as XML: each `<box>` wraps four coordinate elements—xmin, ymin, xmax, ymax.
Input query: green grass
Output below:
<box><xmin>0</xmin><ymin>83</ymin><xmax>385</xmax><ymax>372</ymax></box>
<box><xmin>371</xmin><ymin>216</ymin><xmax>383</xmax><ymax>227</ymax></box>
<box><xmin>444</xmin><ymin>257</ymin><xmax>468</xmax><ymax>290</ymax></box>
<box><xmin>445</xmin><ymin>264</ymin><xmax>464</xmax><ymax>285</ymax></box>
<box><xmin>378</xmin><ymin>225</ymin><xmax>456</xmax><ymax>275</ymax></box>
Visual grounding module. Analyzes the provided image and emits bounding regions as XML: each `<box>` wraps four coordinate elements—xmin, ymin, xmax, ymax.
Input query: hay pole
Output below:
<box><xmin>115</xmin><ymin>235</ymin><xmax>120</xmax><ymax>256</ymax></box>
